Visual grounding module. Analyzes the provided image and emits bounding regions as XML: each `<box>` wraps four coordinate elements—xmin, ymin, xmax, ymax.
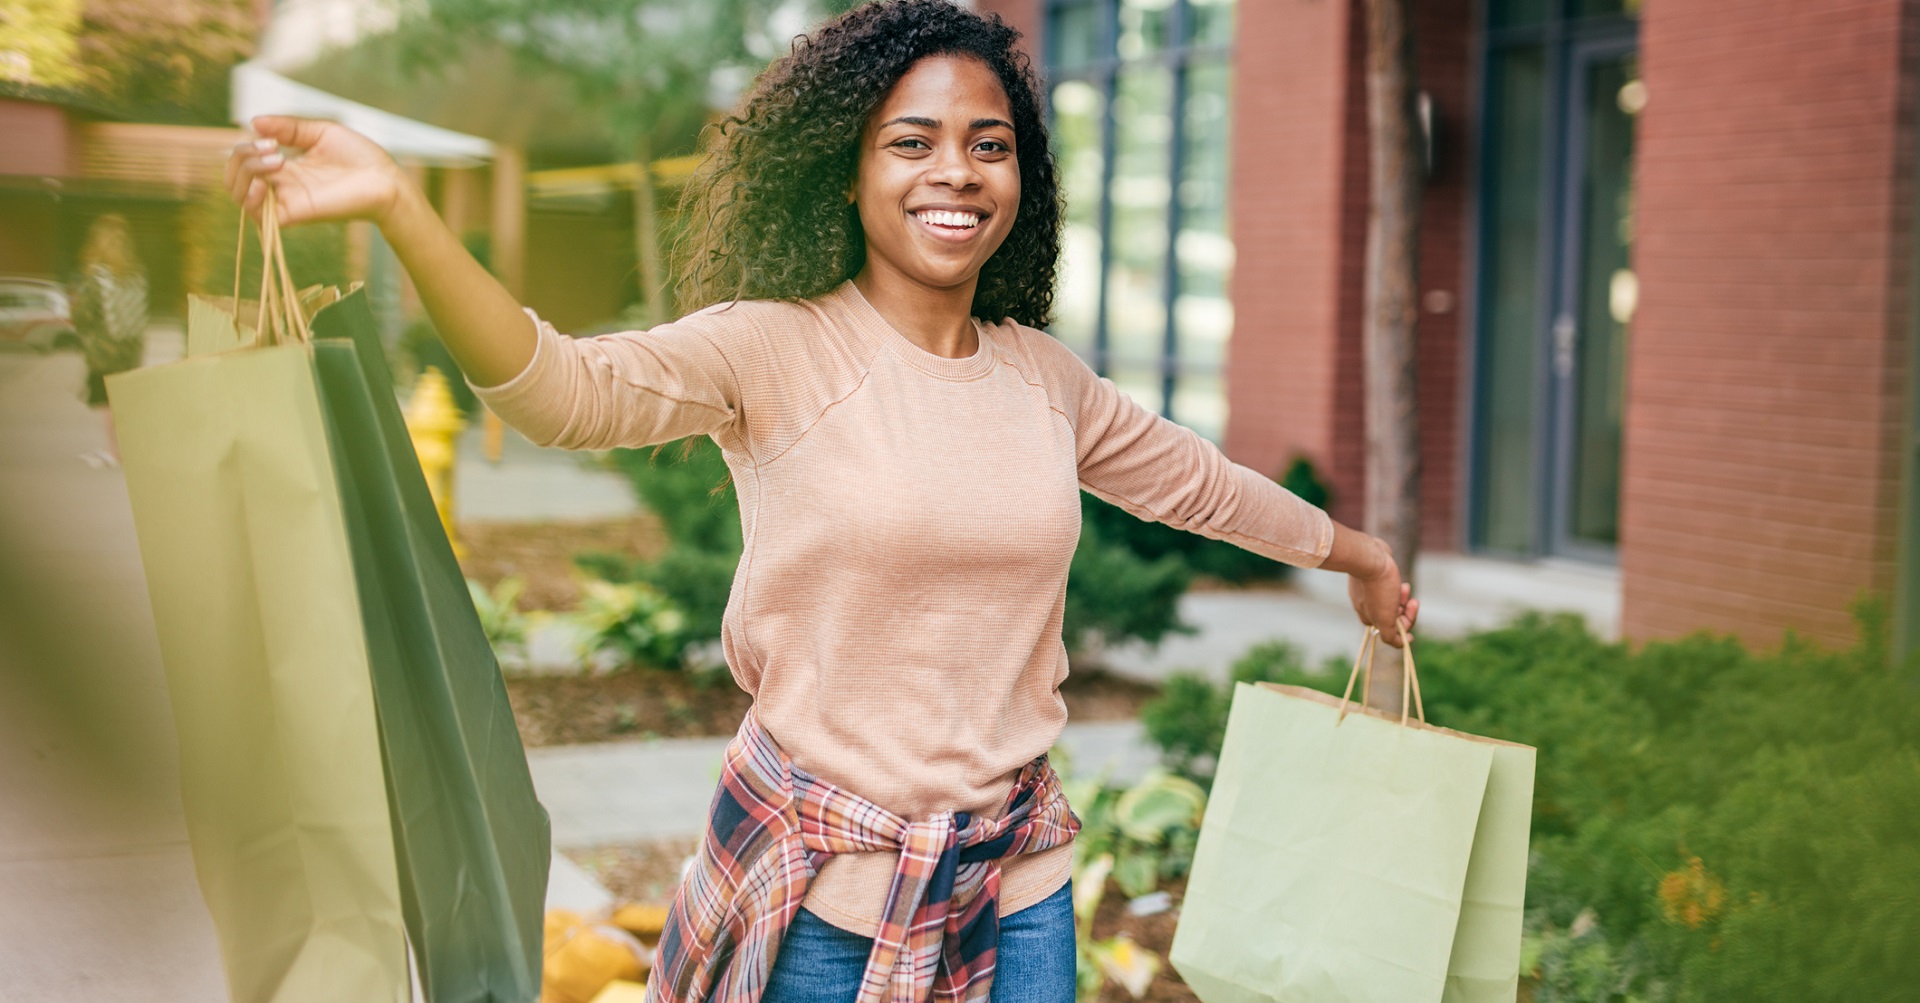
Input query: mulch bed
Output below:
<box><xmin>1087</xmin><ymin>877</ymin><xmax>1199</xmax><ymax>1003</ymax></box>
<box><xmin>507</xmin><ymin>664</ymin><xmax>1161</xmax><ymax>748</ymax></box>
<box><xmin>457</xmin><ymin>516</ymin><xmax>668</xmax><ymax>612</ymax></box>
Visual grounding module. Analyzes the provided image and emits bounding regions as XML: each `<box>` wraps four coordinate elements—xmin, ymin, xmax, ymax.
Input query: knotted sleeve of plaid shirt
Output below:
<box><xmin>647</xmin><ymin>711</ymin><xmax>1080</xmax><ymax>1003</ymax></box>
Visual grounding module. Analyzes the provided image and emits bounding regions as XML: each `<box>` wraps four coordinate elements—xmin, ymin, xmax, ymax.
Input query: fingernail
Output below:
<box><xmin>261</xmin><ymin>153</ymin><xmax>283</xmax><ymax>167</ymax></box>
<box><xmin>254</xmin><ymin>138</ymin><xmax>276</xmax><ymax>151</ymax></box>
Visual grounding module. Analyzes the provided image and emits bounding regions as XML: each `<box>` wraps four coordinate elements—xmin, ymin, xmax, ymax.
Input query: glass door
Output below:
<box><xmin>1549</xmin><ymin>40</ymin><xmax>1638</xmax><ymax>557</ymax></box>
<box><xmin>1470</xmin><ymin>13</ymin><xmax>1638</xmax><ymax>559</ymax></box>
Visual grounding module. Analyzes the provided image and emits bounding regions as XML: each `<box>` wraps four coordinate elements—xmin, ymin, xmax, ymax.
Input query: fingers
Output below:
<box><xmin>226</xmin><ymin>141</ymin><xmax>287</xmax><ymax>218</ymax></box>
<box><xmin>250</xmin><ymin>115</ymin><xmax>330</xmax><ymax>150</ymax></box>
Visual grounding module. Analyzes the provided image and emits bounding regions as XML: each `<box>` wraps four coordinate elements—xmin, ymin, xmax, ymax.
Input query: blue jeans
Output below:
<box><xmin>763</xmin><ymin>881</ymin><xmax>1077</xmax><ymax>1003</ymax></box>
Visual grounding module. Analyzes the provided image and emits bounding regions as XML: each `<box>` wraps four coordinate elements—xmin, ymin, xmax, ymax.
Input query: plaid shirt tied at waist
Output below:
<box><xmin>647</xmin><ymin>709</ymin><xmax>1081</xmax><ymax>1003</ymax></box>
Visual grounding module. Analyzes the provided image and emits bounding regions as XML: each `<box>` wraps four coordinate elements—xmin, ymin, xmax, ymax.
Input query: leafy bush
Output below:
<box><xmin>466</xmin><ymin>576</ymin><xmax>529</xmax><ymax>660</ymax></box>
<box><xmin>1064</xmin><ymin>519</ymin><xmax>1194</xmax><ymax>656</ymax></box>
<box><xmin>1137</xmin><ymin>640</ymin><xmax>1320</xmax><ymax>783</ymax></box>
<box><xmin>1058</xmin><ymin>766</ymin><xmax>1209</xmax><ymax>1000</ymax></box>
<box><xmin>572</xmin><ymin>579</ymin><xmax>689</xmax><ymax>667</ymax></box>
<box><xmin>610</xmin><ymin>438</ymin><xmax>742</xmax><ymax>557</ymax></box>
<box><xmin>1143</xmin><ymin>607</ymin><xmax>1920</xmax><ymax>1001</ymax></box>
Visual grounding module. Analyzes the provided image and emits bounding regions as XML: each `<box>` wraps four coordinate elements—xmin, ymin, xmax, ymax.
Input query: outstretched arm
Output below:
<box><xmin>225</xmin><ymin>115</ymin><xmax>533</xmax><ymax>388</ymax></box>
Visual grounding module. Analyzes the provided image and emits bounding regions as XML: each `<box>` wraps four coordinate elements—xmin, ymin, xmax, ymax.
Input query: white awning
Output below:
<box><xmin>230</xmin><ymin>61</ymin><xmax>495</xmax><ymax>167</ymax></box>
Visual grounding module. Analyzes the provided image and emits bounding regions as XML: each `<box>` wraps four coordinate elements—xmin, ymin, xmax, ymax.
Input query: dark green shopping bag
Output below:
<box><xmin>310</xmin><ymin>290</ymin><xmax>549</xmax><ymax>1003</ymax></box>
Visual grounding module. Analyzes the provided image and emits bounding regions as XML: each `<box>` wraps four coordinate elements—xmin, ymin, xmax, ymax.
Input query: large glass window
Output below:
<box><xmin>1046</xmin><ymin>0</ymin><xmax>1234</xmax><ymax>441</ymax></box>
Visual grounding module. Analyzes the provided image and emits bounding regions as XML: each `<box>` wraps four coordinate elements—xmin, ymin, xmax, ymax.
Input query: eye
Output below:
<box><xmin>890</xmin><ymin>137</ymin><xmax>931</xmax><ymax>150</ymax></box>
<box><xmin>975</xmin><ymin>139</ymin><xmax>1013</xmax><ymax>156</ymax></box>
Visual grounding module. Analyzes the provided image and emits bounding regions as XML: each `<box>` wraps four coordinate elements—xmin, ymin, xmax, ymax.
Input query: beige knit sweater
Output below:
<box><xmin>469</xmin><ymin>281</ymin><xmax>1334</xmax><ymax>935</ymax></box>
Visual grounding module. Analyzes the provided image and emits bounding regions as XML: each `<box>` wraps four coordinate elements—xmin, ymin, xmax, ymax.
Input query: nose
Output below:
<box><xmin>927</xmin><ymin>143</ymin><xmax>980</xmax><ymax>189</ymax></box>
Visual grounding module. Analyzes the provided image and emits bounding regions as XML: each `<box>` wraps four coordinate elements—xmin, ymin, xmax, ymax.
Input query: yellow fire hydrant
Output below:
<box><xmin>404</xmin><ymin>366</ymin><xmax>466</xmax><ymax>558</ymax></box>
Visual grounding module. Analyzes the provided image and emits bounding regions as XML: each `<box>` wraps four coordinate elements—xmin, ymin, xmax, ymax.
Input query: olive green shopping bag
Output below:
<box><xmin>1170</xmin><ymin>629</ymin><xmax>1535</xmax><ymax>1003</ymax></box>
<box><xmin>308</xmin><ymin>288</ymin><xmax>548</xmax><ymax>1003</ymax></box>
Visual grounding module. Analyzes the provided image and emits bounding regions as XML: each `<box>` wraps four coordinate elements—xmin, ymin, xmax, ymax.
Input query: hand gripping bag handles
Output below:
<box><xmin>1169</xmin><ymin>627</ymin><xmax>1536</xmax><ymax>1003</ymax></box>
<box><xmin>108</xmin><ymin>192</ymin><xmax>550</xmax><ymax>1003</ymax></box>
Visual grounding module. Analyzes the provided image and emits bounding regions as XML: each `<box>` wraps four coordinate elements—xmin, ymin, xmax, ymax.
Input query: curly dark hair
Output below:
<box><xmin>673</xmin><ymin>0</ymin><xmax>1060</xmax><ymax>327</ymax></box>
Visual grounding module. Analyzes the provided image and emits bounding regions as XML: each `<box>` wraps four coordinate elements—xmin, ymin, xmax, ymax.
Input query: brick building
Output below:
<box><xmin>976</xmin><ymin>0</ymin><xmax>1920</xmax><ymax>657</ymax></box>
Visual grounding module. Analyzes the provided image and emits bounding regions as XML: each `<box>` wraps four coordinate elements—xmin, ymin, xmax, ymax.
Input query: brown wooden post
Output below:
<box><xmin>485</xmin><ymin>146</ymin><xmax>528</xmax><ymax>465</ymax></box>
<box><xmin>1362</xmin><ymin>0</ymin><xmax>1423</xmax><ymax>712</ymax></box>
<box><xmin>633</xmin><ymin>136</ymin><xmax>666</xmax><ymax>326</ymax></box>
<box><xmin>490</xmin><ymin>145</ymin><xmax>527</xmax><ymax>300</ymax></box>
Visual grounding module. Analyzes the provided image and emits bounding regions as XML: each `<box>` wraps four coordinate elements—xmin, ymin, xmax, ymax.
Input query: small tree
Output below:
<box><xmin>396</xmin><ymin>0</ymin><xmax>849</xmax><ymax>322</ymax></box>
<box><xmin>1362</xmin><ymin>0</ymin><xmax>1423</xmax><ymax>712</ymax></box>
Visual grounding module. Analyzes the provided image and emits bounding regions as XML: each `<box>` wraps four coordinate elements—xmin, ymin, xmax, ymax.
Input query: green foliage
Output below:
<box><xmin>577</xmin><ymin>545</ymin><xmax>736</xmax><ymax>645</ymax></box>
<box><xmin>1278</xmin><ymin>455</ymin><xmax>1331</xmax><ymax>511</ymax></box>
<box><xmin>572</xmin><ymin>579</ymin><xmax>689</xmax><ymax>667</ymax></box>
<box><xmin>182</xmin><ymin>185</ymin><xmax>349</xmax><ymax>300</ymax></box>
<box><xmin>1064</xmin><ymin>519</ymin><xmax>1194</xmax><ymax>656</ymax></box>
<box><xmin>0</xmin><ymin>0</ymin><xmax>87</xmax><ymax>90</ymax></box>
<box><xmin>1061</xmin><ymin>768</ymin><xmax>1207</xmax><ymax>1001</ymax></box>
<box><xmin>612</xmin><ymin>439</ymin><xmax>742</xmax><ymax>557</ymax></box>
<box><xmin>76</xmin><ymin>0</ymin><xmax>254</xmax><ymax>123</ymax></box>
<box><xmin>1146</xmin><ymin>609</ymin><xmax>1920</xmax><ymax>1000</ymax></box>
<box><xmin>466</xmin><ymin>576</ymin><xmax>529</xmax><ymax>659</ymax></box>
<box><xmin>1138</xmin><ymin>640</ymin><xmax>1320</xmax><ymax>782</ymax></box>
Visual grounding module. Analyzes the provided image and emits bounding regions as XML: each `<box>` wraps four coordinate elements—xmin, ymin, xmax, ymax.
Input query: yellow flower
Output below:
<box><xmin>1658</xmin><ymin>856</ymin><xmax>1727</xmax><ymax>929</ymax></box>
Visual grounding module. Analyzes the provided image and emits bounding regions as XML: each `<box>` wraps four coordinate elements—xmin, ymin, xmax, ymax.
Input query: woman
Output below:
<box><xmin>225</xmin><ymin>3</ymin><xmax>1419</xmax><ymax>1002</ymax></box>
<box><xmin>70</xmin><ymin>213</ymin><xmax>148</xmax><ymax>467</ymax></box>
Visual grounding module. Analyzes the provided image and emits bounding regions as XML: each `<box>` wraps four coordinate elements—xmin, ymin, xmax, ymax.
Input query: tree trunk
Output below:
<box><xmin>1362</xmin><ymin>0</ymin><xmax>1423</xmax><ymax>713</ymax></box>
<box><xmin>633</xmin><ymin>134</ymin><xmax>668</xmax><ymax>326</ymax></box>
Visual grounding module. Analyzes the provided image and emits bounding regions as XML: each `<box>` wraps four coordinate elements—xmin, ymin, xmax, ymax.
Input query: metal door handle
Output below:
<box><xmin>1553</xmin><ymin>313</ymin><xmax>1577</xmax><ymax>379</ymax></box>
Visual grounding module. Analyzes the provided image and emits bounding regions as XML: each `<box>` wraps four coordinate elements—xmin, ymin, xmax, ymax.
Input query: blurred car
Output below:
<box><xmin>0</xmin><ymin>278</ymin><xmax>78</xmax><ymax>352</ymax></box>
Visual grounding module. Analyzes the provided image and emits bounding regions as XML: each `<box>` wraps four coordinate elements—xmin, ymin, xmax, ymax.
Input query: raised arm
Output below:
<box><xmin>226</xmin><ymin>115</ymin><xmax>533</xmax><ymax>388</ymax></box>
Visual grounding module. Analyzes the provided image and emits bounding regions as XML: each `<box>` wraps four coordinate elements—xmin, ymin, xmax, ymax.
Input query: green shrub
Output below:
<box><xmin>1138</xmin><ymin>640</ymin><xmax>1320</xmax><ymax>783</ymax></box>
<box><xmin>1147</xmin><ymin>608</ymin><xmax>1920</xmax><ymax>1000</ymax></box>
<box><xmin>572</xmin><ymin>579</ymin><xmax>689</xmax><ymax>667</ymax></box>
<box><xmin>1063</xmin><ymin>518</ymin><xmax>1193</xmax><ymax>656</ymax></box>
<box><xmin>611</xmin><ymin>438</ymin><xmax>742</xmax><ymax>557</ymax></box>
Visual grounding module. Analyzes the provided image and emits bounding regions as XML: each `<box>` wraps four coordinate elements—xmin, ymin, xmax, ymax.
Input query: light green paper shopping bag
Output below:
<box><xmin>1170</xmin><ymin>632</ymin><xmax>1535</xmax><ymax>1003</ymax></box>
<box><xmin>110</xmin><ymin>321</ymin><xmax>411</xmax><ymax>1002</ymax></box>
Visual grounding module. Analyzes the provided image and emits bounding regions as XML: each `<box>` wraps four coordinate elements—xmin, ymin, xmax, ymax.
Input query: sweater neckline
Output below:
<box><xmin>835</xmin><ymin>281</ymin><xmax>996</xmax><ymax>381</ymax></box>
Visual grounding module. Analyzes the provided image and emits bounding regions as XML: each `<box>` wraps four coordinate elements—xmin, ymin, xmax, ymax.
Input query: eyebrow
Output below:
<box><xmin>879</xmin><ymin>115</ymin><xmax>1016</xmax><ymax>131</ymax></box>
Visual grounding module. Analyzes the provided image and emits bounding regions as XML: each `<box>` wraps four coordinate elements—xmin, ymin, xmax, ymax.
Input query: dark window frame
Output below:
<box><xmin>1044</xmin><ymin>0</ymin><xmax>1234</xmax><ymax>431</ymax></box>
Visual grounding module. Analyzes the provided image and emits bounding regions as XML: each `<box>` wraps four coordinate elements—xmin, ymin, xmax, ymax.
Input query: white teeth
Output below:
<box><xmin>916</xmin><ymin>209</ymin><xmax>979</xmax><ymax>229</ymax></box>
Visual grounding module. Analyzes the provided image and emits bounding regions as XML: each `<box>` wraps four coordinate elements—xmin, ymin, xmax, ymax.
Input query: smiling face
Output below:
<box><xmin>851</xmin><ymin>54</ymin><xmax>1021</xmax><ymax>300</ymax></box>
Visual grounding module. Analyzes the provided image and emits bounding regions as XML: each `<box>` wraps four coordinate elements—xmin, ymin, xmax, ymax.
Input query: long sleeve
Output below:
<box><xmin>467</xmin><ymin>306</ymin><xmax>749</xmax><ymax>455</ymax></box>
<box><xmin>1013</xmin><ymin>327</ymin><xmax>1334</xmax><ymax>569</ymax></box>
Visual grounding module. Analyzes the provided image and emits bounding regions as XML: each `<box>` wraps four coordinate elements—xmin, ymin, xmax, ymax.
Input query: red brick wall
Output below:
<box><xmin>1224</xmin><ymin>0</ymin><xmax>1357</xmax><ymax>506</ymax></box>
<box><xmin>975</xmin><ymin>0</ymin><xmax>1043</xmax><ymax>65</ymax></box>
<box><xmin>1228</xmin><ymin>0</ymin><xmax>1471</xmax><ymax>543</ymax></box>
<box><xmin>1623</xmin><ymin>0</ymin><xmax>1917</xmax><ymax>646</ymax></box>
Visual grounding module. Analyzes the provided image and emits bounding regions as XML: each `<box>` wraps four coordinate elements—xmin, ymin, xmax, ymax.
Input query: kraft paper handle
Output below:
<box><xmin>1335</xmin><ymin>622</ymin><xmax>1424</xmax><ymax>728</ymax></box>
<box><xmin>230</xmin><ymin>186</ymin><xmax>311</xmax><ymax>348</ymax></box>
